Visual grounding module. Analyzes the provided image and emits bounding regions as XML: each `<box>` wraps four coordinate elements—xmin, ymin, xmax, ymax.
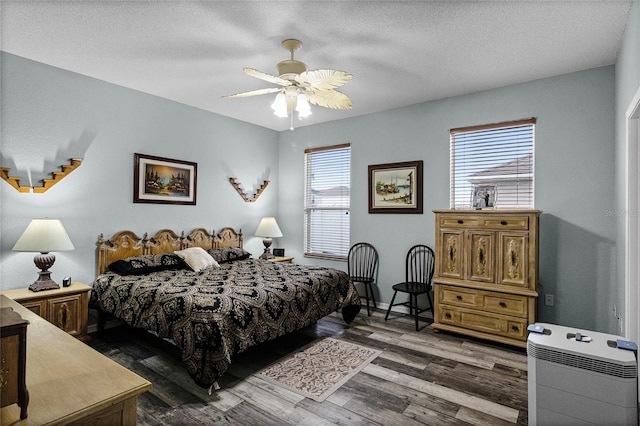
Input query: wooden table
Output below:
<box><xmin>270</xmin><ymin>256</ymin><xmax>294</xmax><ymax>263</ymax></box>
<box><xmin>0</xmin><ymin>295</ymin><xmax>152</xmax><ymax>425</ymax></box>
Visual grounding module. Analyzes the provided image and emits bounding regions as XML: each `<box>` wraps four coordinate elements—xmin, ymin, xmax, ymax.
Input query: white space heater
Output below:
<box><xmin>527</xmin><ymin>323</ymin><xmax>638</xmax><ymax>425</ymax></box>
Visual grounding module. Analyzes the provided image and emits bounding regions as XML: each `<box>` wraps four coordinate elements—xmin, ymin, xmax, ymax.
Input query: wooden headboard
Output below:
<box><xmin>96</xmin><ymin>227</ymin><xmax>243</xmax><ymax>275</ymax></box>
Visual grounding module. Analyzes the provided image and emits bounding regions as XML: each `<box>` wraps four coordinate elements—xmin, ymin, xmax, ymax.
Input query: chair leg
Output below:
<box><xmin>426</xmin><ymin>291</ymin><xmax>434</xmax><ymax>313</ymax></box>
<box><xmin>363</xmin><ymin>283</ymin><xmax>371</xmax><ymax>316</ymax></box>
<box><xmin>416</xmin><ymin>294</ymin><xmax>418</xmax><ymax>331</ymax></box>
<box><xmin>385</xmin><ymin>291</ymin><xmax>398</xmax><ymax>321</ymax></box>
<box><xmin>368</xmin><ymin>283</ymin><xmax>377</xmax><ymax>309</ymax></box>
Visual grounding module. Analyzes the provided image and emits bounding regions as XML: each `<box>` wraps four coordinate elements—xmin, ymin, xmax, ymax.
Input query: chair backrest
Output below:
<box><xmin>405</xmin><ymin>244</ymin><xmax>435</xmax><ymax>284</ymax></box>
<box><xmin>348</xmin><ymin>242</ymin><xmax>379</xmax><ymax>281</ymax></box>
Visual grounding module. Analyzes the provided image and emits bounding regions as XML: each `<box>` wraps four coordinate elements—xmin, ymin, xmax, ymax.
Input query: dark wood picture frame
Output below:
<box><xmin>368</xmin><ymin>160</ymin><xmax>423</xmax><ymax>214</ymax></box>
<box><xmin>134</xmin><ymin>153</ymin><xmax>197</xmax><ymax>205</ymax></box>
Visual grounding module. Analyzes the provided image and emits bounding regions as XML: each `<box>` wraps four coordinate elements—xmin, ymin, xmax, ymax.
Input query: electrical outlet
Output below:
<box><xmin>544</xmin><ymin>294</ymin><xmax>554</xmax><ymax>306</ymax></box>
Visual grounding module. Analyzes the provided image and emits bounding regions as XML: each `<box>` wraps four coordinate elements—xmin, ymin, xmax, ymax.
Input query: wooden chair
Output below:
<box><xmin>385</xmin><ymin>244</ymin><xmax>435</xmax><ymax>330</ymax></box>
<box><xmin>347</xmin><ymin>242</ymin><xmax>379</xmax><ymax>316</ymax></box>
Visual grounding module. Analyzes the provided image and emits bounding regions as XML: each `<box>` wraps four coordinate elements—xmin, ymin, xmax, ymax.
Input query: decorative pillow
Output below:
<box><xmin>174</xmin><ymin>247</ymin><xmax>219</xmax><ymax>272</ymax></box>
<box><xmin>207</xmin><ymin>247</ymin><xmax>252</xmax><ymax>263</ymax></box>
<box><xmin>108</xmin><ymin>253</ymin><xmax>185</xmax><ymax>275</ymax></box>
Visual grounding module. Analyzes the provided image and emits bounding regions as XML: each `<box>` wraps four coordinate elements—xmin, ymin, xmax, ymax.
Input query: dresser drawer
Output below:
<box><xmin>438</xmin><ymin>286</ymin><xmax>478</xmax><ymax>308</ymax></box>
<box><xmin>438</xmin><ymin>285</ymin><xmax>528</xmax><ymax>318</ymax></box>
<box><xmin>439</xmin><ymin>215</ymin><xmax>481</xmax><ymax>228</ymax></box>
<box><xmin>438</xmin><ymin>304</ymin><xmax>527</xmax><ymax>340</ymax></box>
<box><xmin>482</xmin><ymin>216</ymin><xmax>529</xmax><ymax>230</ymax></box>
<box><xmin>482</xmin><ymin>293</ymin><xmax>528</xmax><ymax>317</ymax></box>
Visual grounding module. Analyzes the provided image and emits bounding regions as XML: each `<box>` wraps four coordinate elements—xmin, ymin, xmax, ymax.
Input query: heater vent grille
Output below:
<box><xmin>528</xmin><ymin>342</ymin><xmax>638</xmax><ymax>379</ymax></box>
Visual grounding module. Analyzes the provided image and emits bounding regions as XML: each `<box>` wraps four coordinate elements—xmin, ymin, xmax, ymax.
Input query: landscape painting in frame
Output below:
<box><xmin>368</xmin><ymin>160</ymin><xmax>423</xmax><ymax>214</ymax></box>
<box><xmin>134</xmin><ymin>153</ymin><xmax>197</xmax><ymax>205</ymax></box>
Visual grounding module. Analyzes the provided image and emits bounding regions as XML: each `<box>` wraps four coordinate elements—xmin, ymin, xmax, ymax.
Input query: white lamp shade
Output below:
<box><xmin>13</xmin><ymin>218</ymin><xmax>75</xmax><ymax>252</ymax></box>
<box><xmin>254</xmin><ymin>217</ymin><xmax>283</xmax><ymax>238</ymax></box>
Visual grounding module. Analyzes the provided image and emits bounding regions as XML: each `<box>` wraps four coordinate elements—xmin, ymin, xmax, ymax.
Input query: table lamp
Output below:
<box><xmin>12</xmin><ymin>218</ymin><xmax>75</xmax><ymax>291</ymax></box>
<box><xmin>255</xmin><ymin>217</ymin><xmax>282</xmax><ymax>260</ymax></box>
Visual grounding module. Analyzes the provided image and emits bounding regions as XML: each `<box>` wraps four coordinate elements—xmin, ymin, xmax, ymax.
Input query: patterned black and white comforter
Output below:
<box><xmin>90</xmin><ymin>259</ymin><xmax>361</xmax><ymax>388</ymax></box>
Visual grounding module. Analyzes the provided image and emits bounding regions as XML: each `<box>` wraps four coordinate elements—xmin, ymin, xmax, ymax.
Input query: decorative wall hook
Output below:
<box><xmin>229</xmin><ymin>177</ymin><xmax>270</xmax><ymax>202</ymax></box>
<box><xmin>0</xmin><ymin>158</ymin><xmax>82</xmax><ymax>193</ymax></box>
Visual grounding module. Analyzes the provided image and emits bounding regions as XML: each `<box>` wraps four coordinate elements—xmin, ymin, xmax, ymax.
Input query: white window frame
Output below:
<box><xmin>450</xmin><ymin>118</ymin><xmax>535</xmax><ymax>209</ymax></box>
<box><xmin>304</xmin><ymin>143</ymin><xmax>351</xmax><ymax>260</ymax></box>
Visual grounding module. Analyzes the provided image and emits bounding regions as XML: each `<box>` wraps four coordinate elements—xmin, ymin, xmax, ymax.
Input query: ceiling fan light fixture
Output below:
<box><xmin>224</xmin><ymin>38</ymin><xmax>352</xmax><ymax>128</ymax></box>
<box><xmin>271</xmin><ymin>92</ymin><xmax>288</xmax><ymax>117</ymax></box>
<box><xmin>296</xmin><ymin>93</ymin><xmax>311</xmax><ymax>118</ymax></box>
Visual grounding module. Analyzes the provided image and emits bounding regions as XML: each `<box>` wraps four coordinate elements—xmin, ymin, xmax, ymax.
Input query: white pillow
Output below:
<box><xmin>174</xmin><ymin>247</ymin><xmax>219</xmax><ymax>272</ymax></box>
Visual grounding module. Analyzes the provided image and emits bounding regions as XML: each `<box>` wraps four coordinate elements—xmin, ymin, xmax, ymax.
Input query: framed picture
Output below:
<box><xmin>134</xmin><ymin>153</ymin><xmax>197</xmax><ymax>205</ymax></box>
<box><xmin>472</xmin><ymin>185</ymin><xmax>496</xmax><ymax>209</ymax></box>
<box><xmin>368</xmin><ymin>160</ymin><xmax>423</xmax><ymax>214</ymax></box>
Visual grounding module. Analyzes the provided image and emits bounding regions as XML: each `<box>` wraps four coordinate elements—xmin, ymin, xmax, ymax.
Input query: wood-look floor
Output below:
<box><xmin>87</xmin><ymin>308</ymin><xmax>528</xmax><ymax>425</ymax></box>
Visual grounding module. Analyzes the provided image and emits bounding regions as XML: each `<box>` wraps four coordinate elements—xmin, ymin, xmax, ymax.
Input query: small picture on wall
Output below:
<box><xmin>472</xmin><ymin>185</ymin><xmax>496</xmax><ymax>209</ymax></box>
<box><xmin>134</xmin><ymin>153</ymin><xmax>197</xmax><ymax>205</ymax></box>
<box><xmin>368</xmin><ymin>160</ymin><xmax>423</xmax><ymax>214</ymax></box>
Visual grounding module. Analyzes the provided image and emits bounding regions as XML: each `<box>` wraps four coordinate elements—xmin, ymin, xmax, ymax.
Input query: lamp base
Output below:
<box><xmin>259</xmin><ymin>238</ymin><xmax>275</xmax><ymax>260</ymax></box>
<box><xmin>28</xmin><ymin>271</ymin><xmax>60</xmax><ymax>292</ymax></box>
<box><xmin>259</xmin><ymin>250</ymin><xmax>275</xmax><ymax>260</ymax></box>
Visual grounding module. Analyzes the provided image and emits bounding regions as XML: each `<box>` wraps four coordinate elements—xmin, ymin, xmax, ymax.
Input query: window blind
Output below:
<box><xmin>304</xmin><ymin>143</ymin><xmax>351</xmax><ymax>259</ymax></box>
<box><xmin>450</xmin><ymin>118</ymin><xmax>535</xmax><ymax>209</ymax></box>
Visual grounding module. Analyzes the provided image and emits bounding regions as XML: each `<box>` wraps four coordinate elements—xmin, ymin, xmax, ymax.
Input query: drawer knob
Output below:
<box><xmin>499</xmin><ymin>302</ymin><xmax>507</xmax><ymax>308</ymax></box>
<box><xmin>445</xmin><ymin>313</ymin><xmax>452</xmax><ymax>319</ymax></box>
<box><xmin>501</xmin><ymin>221</ymin><xmax>508</xmax><ymax>225</ymax></box>
<box><xmin>456</xmin><ymin>295</ymin><xmax>462</xmax><ymax>300</ymax></box>
<box><xmin>457</xmin><ymin>220</ymin><xmax>464</xmax><ymax>224</ymax></box>
<box><xmin>511</xmin><ymin>325</ymin><xmax>519</xmax><ymax>331</ymax></box>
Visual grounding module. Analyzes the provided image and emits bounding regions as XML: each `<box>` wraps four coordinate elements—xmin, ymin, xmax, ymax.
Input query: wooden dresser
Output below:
<box><xmin>0</xmin><ymin>295</ymin><xmax>151</xmax><ymax>425</ymax></box>
<box><xmin>432</xmin><ymin>209</ymin><xmax>541</xmax><ymax>347</ymax></box>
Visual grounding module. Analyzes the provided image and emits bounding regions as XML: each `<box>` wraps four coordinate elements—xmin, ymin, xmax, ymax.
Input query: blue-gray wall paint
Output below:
<box><xmin>1</xmin><ymin>36</ymin><xmax>633</xmax><ymax>333</ymax></box>
<box><xmin>1</xmin><ymin>52</ymin><xmax>281</xmax><ymax>290</ymax></box>
<box><xmin>278</xmin><ymin>66</ymin><xmax>617</xmax><ymax>332</ymax></box>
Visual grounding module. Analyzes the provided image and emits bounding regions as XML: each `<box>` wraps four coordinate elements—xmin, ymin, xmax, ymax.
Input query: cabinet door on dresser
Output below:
<box><xmin>467</xmin><ymin>230</ymin><xmax>495</xmax><ymax>283</ymax></box>
<box><xmin>497</xmin><ymin>232</ymin><xmax>529</xmax><ymax>288</ymax></box>
<box><xmin>438</xmin><ymin>229</ymin><xmax>465</xmax><ymax>280</ymax></box>
<box><xmin>17</xmin><ymin>299</ymin><xmax>46</xmax><ymax>317</ymax></box>
<box><xmin>48</xmin><ymin>295</ymin><xmax>83</xmax><ymax>337</ymax></box>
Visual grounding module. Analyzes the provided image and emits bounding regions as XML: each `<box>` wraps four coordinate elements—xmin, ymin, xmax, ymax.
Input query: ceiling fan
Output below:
<box><xmin>222</xmin><ymin>39</ymin><xmax>353</xmax><ymax>127</ymax></box>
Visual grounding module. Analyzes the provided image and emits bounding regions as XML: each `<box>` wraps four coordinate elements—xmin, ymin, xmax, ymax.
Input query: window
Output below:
<box><xmin>304</xmin><ymin>143</ymin><xmax>350</xmax><ymax>259</ymax></box>
<box><xmin>450</xmin><ymin>118</ymin><xmax>535</xmax><ymax>209</ymax></box>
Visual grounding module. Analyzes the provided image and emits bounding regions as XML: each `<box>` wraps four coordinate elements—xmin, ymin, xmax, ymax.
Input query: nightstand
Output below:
<box><xmin>271</xmin><ymin>256</ymin><xmax>294</xmax><ymax>263</ymax></box>
<box><xmin>1</xmin><ymin>282</ymin><xmax>90</xmax><ymax>340</ymax></box>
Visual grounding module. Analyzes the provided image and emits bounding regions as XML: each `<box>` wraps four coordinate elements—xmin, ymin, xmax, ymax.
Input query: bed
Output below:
<box><xmin>90</xmin><ymin>227</ymin><xmax>361</xmax><ymax>389</ymax></box>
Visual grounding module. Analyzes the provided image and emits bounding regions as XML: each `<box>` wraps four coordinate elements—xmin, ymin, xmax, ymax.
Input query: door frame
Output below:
<box><xmin>624</xmin><ymin>86</ymin><xmax>640</xmax><ymax>347</ymax></box>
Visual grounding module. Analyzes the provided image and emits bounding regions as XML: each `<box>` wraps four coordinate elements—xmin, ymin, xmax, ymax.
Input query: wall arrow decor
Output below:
<box><xmin>229</xmin><ymin>177</ymin><xmax>269</xmax><ymax>202</ymax></box>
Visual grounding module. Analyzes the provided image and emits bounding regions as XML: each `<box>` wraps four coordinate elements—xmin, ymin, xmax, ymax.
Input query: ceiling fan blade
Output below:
<box><xmin>305</xmin><ymin>89</ymin><xmax>352</xmax><ymax>110</ymax></box>
<box><xmin>244</xmin><ymin>68</ymin><xmax>292</xmax><ymax>86</ymax></box>
<box><xmin>222</xmin><ymin>87</ymin><xmax>281</xmax><ymax>98</ymax></box>
<box><xmin>297</xmin><ymin>69</ymin><xmax>353</xmax><ymax>91</ymax></box>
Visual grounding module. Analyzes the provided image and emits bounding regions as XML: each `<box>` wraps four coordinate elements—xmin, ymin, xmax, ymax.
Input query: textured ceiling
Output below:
<box><xmin>0</xmin><ymin>1</ymin><xmax>632</xmax><ymax>131</ymax></box>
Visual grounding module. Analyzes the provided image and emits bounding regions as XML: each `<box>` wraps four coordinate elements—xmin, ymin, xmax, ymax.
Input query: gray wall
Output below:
<box><xmin>0</xmin><ymin>50</ymin><xmax>625</xmax><ymax>334</ymax></box>
<box><xmin>1</xmin><ymin>52</ymin><xmax>280</xmax><ymax>290</ymax></box>
<box><xmin>279</xmin><ymin>66</ymin><xmax>617</xmax><ymax>333</ymax></box>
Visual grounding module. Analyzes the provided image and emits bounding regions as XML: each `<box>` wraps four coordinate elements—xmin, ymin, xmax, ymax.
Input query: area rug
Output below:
<box><xmin>254</xmin><ymin>337</ymin><xmax>382</xmax><ymax>402</ymax></box>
